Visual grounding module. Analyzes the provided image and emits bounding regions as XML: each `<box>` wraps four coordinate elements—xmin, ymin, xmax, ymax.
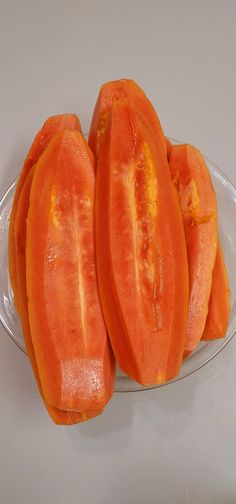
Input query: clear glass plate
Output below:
<box><xmin>0</xmin><ymin>145</ymin><xmax>236</xmax><ymax>392</ymax></box>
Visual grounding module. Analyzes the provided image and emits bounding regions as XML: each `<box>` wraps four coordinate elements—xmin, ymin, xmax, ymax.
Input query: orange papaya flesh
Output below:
<box><xmin>15</xmin><ymin>166</ymin><xmax>102</xmax><ymax>424</ymax></box>
<box><xmin>169</xmin><ymin>144</ymin><xmax>218</xmax><ymax>354</ymax></box>
<box><xmin>95</xmin><ymin>99</ymin><xmax>188</xmax><ymax>385</ymax></box>
<box><xmin>202</xmin><ymin>244</ymin><xmax>230</xmax><ymax>340</ymax></box>
<box><xmin>9</xmin><ymin>114</ymin><xmax>81</xmax><ymax>311</ymax></box>
<box><xmin>89</xmin><ymin>79</ymin><xmax>167</xmax><ymax>161</ymax></box>
<box><xmin>26</xmin><ymin>130</ymin><xmax>115</xmax><ymax>412</ymax></box>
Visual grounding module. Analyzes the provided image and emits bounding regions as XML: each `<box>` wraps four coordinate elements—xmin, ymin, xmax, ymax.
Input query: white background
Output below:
<box><xmin>0</xmin><ymin>1</ymin><xmax>236</xmax><ymax>503</ymax></box>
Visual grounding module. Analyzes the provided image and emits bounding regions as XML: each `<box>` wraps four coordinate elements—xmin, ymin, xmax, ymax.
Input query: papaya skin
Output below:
<box><xmin>9</xmin><ymin>114</ymin><xmax>81</xmax><ymax>311</ymax></box>
<box><xmin>202</xmin><ymin>244</ymin><xmax>230</xmax><ymax>341</ymax></box>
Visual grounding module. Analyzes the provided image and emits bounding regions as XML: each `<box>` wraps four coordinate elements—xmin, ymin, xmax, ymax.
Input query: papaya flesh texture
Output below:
<box><xmin>95</xmin><ymin>99</ymin><xmax>189</xmax><ymax>386</ymax></box>
<box><xmin>88</xmin><ymin>79</ymin><xmax>167</xmax><ymax>161</ymax></box>
<box><xmin>26</xmin><ymin>130</ymin><xmax>115</xmax><ymax>414</ymax></box>
<box><xmin>169</xmin><ymin>144</ymin><xmax>218</xmax><ymax>354</ymax></box>
<box><xmin>202</xmin><ymin>244</ymin><xmax>230</xmax><ymax>340</ymax></box>
<box><xmin>9</xmin><ymin>114</ymin><xmax>81</xmax><ymax>311</ymax></box>
<box><xmin>15</xmin><ymin>167</ymin><xmax>102</xmax><ymax>424</ymax></box>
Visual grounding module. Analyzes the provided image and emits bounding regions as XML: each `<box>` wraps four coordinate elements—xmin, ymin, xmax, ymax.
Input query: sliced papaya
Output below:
<box><xmin>169</xmin><ymin>144</ymin><xmax>218</xmax><ymax>354</ymax></box>
<box><xmin>26</xmin><ymin>130</ymin><xmax>115</xmax><ymax>412</ymax></box>
<box><xmin>89</xmin><ymin>79</ymin><xmax>167</xmax><ymax>161</ymax></box>
<box><xmin>15</xmin><ymin>167</ymin><xmax>102</xmax><ymax>424</ymax></box>
<box><xmin>202</xmin><ymin>244</ymin><xmax>230</xmax><ymax>340</ymax></box>
<box><xmin>95</xmin><ymin>100</ymin><xmax>189</xmax><ymax>385</ymax></box>
<box><xmin>9</xmin><ymin>114</ymin><xmax>81</xmax><ymax>310</ymax></box>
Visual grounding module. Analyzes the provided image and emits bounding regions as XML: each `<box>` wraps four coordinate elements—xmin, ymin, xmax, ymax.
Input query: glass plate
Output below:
<box><xmin>0</xmin><ymin>145</ymin><xmax>236</xmax><ymax>392</ymax></box>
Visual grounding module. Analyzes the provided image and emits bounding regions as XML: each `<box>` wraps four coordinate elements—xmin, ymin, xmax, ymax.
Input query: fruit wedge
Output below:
<box><xmin>15</xmin><ymin>167</ymin><xmax>102</xmax><ymax>424</ymax></box>
<box><xmin>202</xmin><ymin>244</ymin><xmax>230</xmax><ymax>340</ymax></box>
<box><xmin>26</xmin><ymin>130</ymin><xmax>115</xmax><ymax>412</ymax></box>
<box><xmin>89</xmin><ymin>79</ymin><xmax>167</xmax><ymax>160</ymax></box>
<box><xmin>169</xmin><ymin>144</ymin><xmax>218</xmax><ymax>354</ymax></box>
<box><xmin>9</xmin><ymin>114</ymin><xmax>81</xmax><ymax>310</ymax></box>
<box><xmin>95</xmin><ymin>100</ymin><xmax>189</xmax><ymax>385</ymax></box>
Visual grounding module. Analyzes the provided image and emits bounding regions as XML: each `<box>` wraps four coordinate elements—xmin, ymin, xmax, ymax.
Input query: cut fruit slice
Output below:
<box><xmin>9</xmin><ymin>114</ymin><xmax>81</xmax><ymax>310</ymax></box>
<box><xmin>202</xmin><ymin>244</ymin><xmax>230</xmax><ymax>340</ymax></box>
<box><xmin>26</xmin><ymin>130</ymin><xmax>115</xmax><ymax>412</ymax></box>
<box><xmin>15</xmin><ymin>165</ymin><xmax>102</xmax><ymax>424</ymax></box>
<box><xmin>95</xmin><ymin>100</ymin><xmax>188</xmax><ymax>385</ymax></box>
<box><xmin>169</xmin><ymin>144</ymin><xmax>218</xmax><ymax>354</ymax></box>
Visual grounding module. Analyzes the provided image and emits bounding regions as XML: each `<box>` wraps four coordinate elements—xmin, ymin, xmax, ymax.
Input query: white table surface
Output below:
<box><xmin>0</xmin><ymin>1</ymin><xmax>236</xmax><ymax>503</ymax></box>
